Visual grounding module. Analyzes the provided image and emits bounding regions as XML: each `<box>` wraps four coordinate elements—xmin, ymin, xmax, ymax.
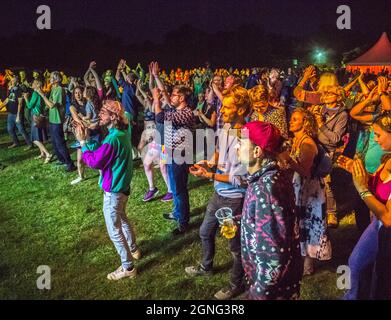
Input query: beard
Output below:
<box><xmin>99</xmin><ymin>119</ymin><xmax>110</xmax><ymax>127</ymax></box>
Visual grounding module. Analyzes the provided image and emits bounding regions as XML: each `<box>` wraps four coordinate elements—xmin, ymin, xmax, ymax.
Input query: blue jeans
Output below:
<box><xmin>7</xmin><ymin>113</ymin><xmax>31</xmax><ymax>146</ymax></box>
<box><xmin>375</xmin><ymin>226</ymin><xmax>391</xmax><ymax>299</ymax></box>
<box><xmin>344</xmin><ymin>218</ymin><xmax>381</xmax><ymax>300</ymax></box>
<box><xmin>103</xmin><ymin>192</ymin><xmax>136</xmax><ymax>270</ymax></box>
<box><xmin>167</xmin><ymin>163</ymin><xmax>190</xmax><ymax>229</ymax></box>
<box><xmin>49</xmin><ymin>123</ymin><xmax>74</xmax><ymax>169</ymax></box>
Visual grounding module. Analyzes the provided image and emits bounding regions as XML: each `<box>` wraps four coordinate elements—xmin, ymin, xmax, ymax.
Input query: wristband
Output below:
<box><xmin>359</xmin><ymin>190</ymin><xmax>373</xmax><ymax>199</ymax></box>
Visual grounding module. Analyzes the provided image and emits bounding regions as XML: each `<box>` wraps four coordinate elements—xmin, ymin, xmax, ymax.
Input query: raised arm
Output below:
<box><xmin>115</xmin><ymin>59</ymin><xmax>125</xmax><ymax>82</ymax></box>
<box><xmin>293</xmin><ymin>65</ymin><xmax>317</xmax><ymax>102</ymax></box>
<box><xmin>148</xmin><ymin>63</ymin><xmax>155</xmax><ymax>92</ymax></box>
<box><xmin>88</xmin><ymin>61</ymin><xmax>103</xmax><ymax>91</ymax></box>
<box><xmin>378</xmin><ymin>76</ymin><xmax>391</xmax><ymax>111</ymax></box>
<box><xmin>23</xmin><ymin>92</ymin><xmax>34</xmax><ymax>109</ymax></box>
<box><xmin>135</xmin><ymin>80</ymin><xmax>149</xmax><ymax>109</ymax></box>
<box><xmin>83</xmin><ymin>69</ymin><xmax>91</xmax><ymax>87</ymax></box>
<box><xmin>150</xmin><ymin>61</ymin><xmax>170</xmax><ymax>105</ymax></box>
<box><xmin>211</xmin><ymin>82</ymin><xmax>223</xmax><ymax>103</ymax></box>
<box><xmin>343</xmin><ymin>74</ymin><xmax>360</xmax><ymax>93</ymax></box>
<box><xmin>358</xmin><ymin>73</ymin><xmax>370</xmax><ymax>96</ymax></box>
<box><xmin>36</xmin><ymin>87</ymin><xmax>55</xmax><ymax>109</ymax></box>
<box><xmin>350</xmin><ymin>86</ymin><xmax>378</xmax><ymax>124</ymax></box>
<box><xmin>136</xmin><ymin>79</ymin><xmax>148</xmax><ymax>100</ymax></box>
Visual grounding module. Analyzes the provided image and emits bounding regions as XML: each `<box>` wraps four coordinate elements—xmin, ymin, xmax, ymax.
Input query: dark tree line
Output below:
<box><xmin>0</xmin><ymin>23</ymin><xmax>385</xmax><ymax>75</ymax></box>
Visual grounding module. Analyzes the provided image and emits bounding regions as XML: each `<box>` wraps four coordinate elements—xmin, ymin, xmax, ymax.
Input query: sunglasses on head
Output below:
<box><xmin>374</xmin><ymin>110</ymin><xmax>391</xmax><ymax>129</ymax></box>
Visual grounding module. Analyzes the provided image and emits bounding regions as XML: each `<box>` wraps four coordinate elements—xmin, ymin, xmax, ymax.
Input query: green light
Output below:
<box><xmin>313</xmin><ymin>49</ymin><xmax>327</xmax><ymax>64</ymax></box>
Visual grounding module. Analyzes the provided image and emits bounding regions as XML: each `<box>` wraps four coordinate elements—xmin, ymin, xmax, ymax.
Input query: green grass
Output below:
<box><xmin>0</xmin><ymin>114</ymin><xmax>360</xmax><ymax>300</ymax></box>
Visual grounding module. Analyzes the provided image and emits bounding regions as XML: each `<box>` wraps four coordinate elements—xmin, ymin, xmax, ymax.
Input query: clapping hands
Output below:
<box><xmin>89</xmin><ymin>61</ymin><xmax>97</xmax><ymax>70</ymax></box>
<box><xmin>378</xmin><ymin>76</ymin><xmax>389</xmax><ymax>94</ymax></box>
<box><xmin>149</xmin><ymin>61</ymin><xmax>160</xmax><ymax>77</ymax></box>
<box><xmin>336</xmin><ymin>155</ymin><xmax>354</xmax><ymax>173</ymax></box>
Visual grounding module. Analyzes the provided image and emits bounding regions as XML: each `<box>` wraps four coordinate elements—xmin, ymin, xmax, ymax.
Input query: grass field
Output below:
<box><xmin>0</xmin><ymin>114</ymin><xmax>360</xmax><ymax>300</ymax></box>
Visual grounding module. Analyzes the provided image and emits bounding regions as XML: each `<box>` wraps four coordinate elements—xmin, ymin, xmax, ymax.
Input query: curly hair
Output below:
<box><xmin>223</xmin><ymin>85</ymin><xmax>251</xmax><ymax>116</ymax></box>
<box><xmin>319</xmin><ymin>85</ymin><xmax>346</xmax><ymax>107</ymax></box>
<box><xmin>375</xmin><ymin>110</ymin><xmax>391</xmax><ymax>163</ymax></box>
<box><xmin>248</xmin><ymin>84</ymin><xmax>269</xmax><ymax>104</ymax></box>
<box><xmin>374</xmin><ymin>111</ymin><xmax>391</xmax><ymax>133</ymax></box>
<box><xmin>292</xmin><ymin>107</ymin><xmax>318</xmax><ymax>139</ymax></box>
<box><xmin>173</xmin><ymin>85</ymin><xmax>192</xmax><ymax>104</ymax></box>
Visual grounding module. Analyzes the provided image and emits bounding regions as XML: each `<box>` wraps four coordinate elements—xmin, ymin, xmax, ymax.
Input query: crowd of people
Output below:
<box><xmin>0</xmin><ymin>60</ymin><xmax>390</xmax><ymax>300</ymax></box>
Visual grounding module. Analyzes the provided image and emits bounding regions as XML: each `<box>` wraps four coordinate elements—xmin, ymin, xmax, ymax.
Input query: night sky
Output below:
<box><xmin>1</xmin><ymin>0</ymin><xmax>390</xmax><ymax>43</ymax></box>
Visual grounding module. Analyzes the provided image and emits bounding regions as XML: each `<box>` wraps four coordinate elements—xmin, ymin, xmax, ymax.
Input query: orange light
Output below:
<box><xmin>346</xmin><ymin>65</ymin><xmax>391</xmax><ymax>74</ymax></box>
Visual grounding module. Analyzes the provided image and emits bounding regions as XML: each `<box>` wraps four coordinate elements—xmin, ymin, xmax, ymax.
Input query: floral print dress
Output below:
<box><xmin>290</xmin><ymin>136</ymin><xmax>332</xmax><ymax>261</ymax></box>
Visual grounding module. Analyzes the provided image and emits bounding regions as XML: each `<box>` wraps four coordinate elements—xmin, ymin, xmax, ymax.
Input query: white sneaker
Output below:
<box><xmin>107</xmin><ymin>266</ymin><xmax>137</xmax><ymax>281</ymax></box>
<box><xmin>70</xmin><ymin>177</ymin><xmax>83</xmax><ymax>185</ymax></box>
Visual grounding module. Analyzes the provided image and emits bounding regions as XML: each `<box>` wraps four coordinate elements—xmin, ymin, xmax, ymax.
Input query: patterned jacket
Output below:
<box><xmin>241</xmin><ymin>161</ymin><xmax>302</xmax><ymax>300</ymax></box>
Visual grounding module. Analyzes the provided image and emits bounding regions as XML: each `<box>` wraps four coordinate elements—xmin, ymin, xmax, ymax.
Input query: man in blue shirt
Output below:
<box><xmin>116</xmin><ymin>59</ymin><xmax>141</xmax><ymax>160</ymax></box>
<box><xmin>115</xmin><ymin>59</ymin><xmax>138</xmax><ymax>120</ymax></box>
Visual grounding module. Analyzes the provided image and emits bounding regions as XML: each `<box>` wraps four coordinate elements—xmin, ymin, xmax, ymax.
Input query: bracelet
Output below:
<box><xmin>359</xmin><ymin>190</ymin><xmax>373</xmax><ymax>199</ymax></box>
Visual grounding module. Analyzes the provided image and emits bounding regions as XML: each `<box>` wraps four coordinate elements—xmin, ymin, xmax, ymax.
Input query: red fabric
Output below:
<box><xmin>347</xmin><ymin>32</ymin><xmax>391</xmax><ymax>70</ymax></box>
<box><xmin>242</xmin><ymin>121</ymin><xmax>282</xmax><ymax>153</ymax></box>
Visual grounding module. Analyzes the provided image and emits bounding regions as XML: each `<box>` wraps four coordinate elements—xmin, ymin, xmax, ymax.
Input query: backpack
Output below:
<box><xmin>312</xmin><ymin>141</ymin><xmax>333</xmax><ymax>178</ymax></box>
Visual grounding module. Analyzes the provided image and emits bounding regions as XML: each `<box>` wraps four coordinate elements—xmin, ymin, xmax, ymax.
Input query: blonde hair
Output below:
<box><xmin>248</xmin><ymin>84</ymin><xmax>268</xmax><ymax>104</ymax></box>
<box><xmin>223</xmin><ymin>85</ymin><xmax>251</xmax><ymax>116</ymax></box>
<box><xmin>292</xmin><ymin>108</ymin><xmax>318</xmax><ymax>139</ymax></box>
<box><xmin>317</xmin><ymin>72</ymin><xmax>340</xmax><ymax>93</ymax></box>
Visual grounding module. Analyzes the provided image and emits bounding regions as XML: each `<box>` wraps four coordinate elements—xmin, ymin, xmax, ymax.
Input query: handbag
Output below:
<box><xmin>33</xmin><ymin>114</ymin><xmax>47</xmax><ymax>129</ymax></box>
